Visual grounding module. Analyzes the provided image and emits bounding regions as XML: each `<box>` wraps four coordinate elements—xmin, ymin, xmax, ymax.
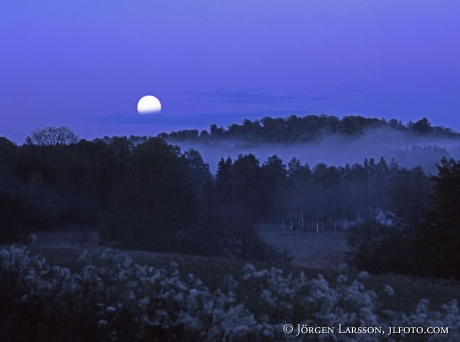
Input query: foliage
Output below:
<box><xmin>387</xmin><ymin>166</ymin><xmax>432</xmax><ymax>227</ymax></box>
<box><xmin>25</xmin><ymin>126</ymin><xmax>79</xmax><ymax>146</ymax></box>
<box><xmin>345</xmin><ymin>165</ymin><xmax>432</xmax><ymax>277</ymax></box>
<box><xmin>416</xmin><ymin>157</ymin><xmax>460</xmax><ymax>279</ymax></box>
<box><xmin>0</xmin><ymin>192</ymin><xmax>54</xmax><ymax>243</ymax></box>
<box><xmin>346</xmin><ymin>220</ymin><xmax>420</xmax><ymax>276</ymax></box>
<box><xmin>0</xmin><ymin>194</ymin><xmax>27</xmax><ymax>243</ymax></box>
<box><xmin>4</xmin><ymin>127</ymin><xmax>444</xmax><ymax>270</ymax></box>
<box><xmin>1</xmin><ymin>118</ymin><xmax>458</xmax><ymax>278</ymax></box>
<box><xmin>1</xmin><ymin>245</ymin><xmax>459</xmax><ymax>341</ymax></box>
<box><xmin>161</xmin><ymin>115</ymin><xmax>459</xmax><ymax>143</ymax></box>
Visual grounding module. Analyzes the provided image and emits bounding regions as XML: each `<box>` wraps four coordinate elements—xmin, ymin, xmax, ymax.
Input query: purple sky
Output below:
<box><xmin>2</xmin><ymin>0</ymin><xmax>459</xmax><ymax>143</ymax></box>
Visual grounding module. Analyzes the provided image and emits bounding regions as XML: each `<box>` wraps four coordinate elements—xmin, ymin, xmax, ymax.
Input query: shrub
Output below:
<box><xmin>0</xmin><ymin>194</ymin><xmax>28</xmax><ymax>244</ymax></box>
<box><xmin>346</xmin><ymin>219</ymin><xmax>420</xmax><ymax>275</ymax></box>
<box><xmin>1</xmin><ymin>245</ymin><xmax>459</xmax><ymax>341</ymax></box>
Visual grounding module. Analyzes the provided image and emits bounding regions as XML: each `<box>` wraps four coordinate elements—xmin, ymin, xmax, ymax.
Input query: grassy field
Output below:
<box><xmin>256</xmin><ymin>224</ymin><xmax>460</xmax><ymax>314</ymax></box>
<box><xmin>28</xmin><ymin>243</ymin><xmax>459</xmax><ymax>317</ymax></box>
<box><xmin>3</xmin><ymin>228</ymin><xmax>457</xmax><ymax>341</ymax></box>
<box><xmin>256</xmin><ymin>224</ymin><xmax>348</xmax><ymax>270</ymax></box>
<box><xmin>21</xmin><ymin>224</ymin><xmax>459</xmax><ymax>316</ymax></box>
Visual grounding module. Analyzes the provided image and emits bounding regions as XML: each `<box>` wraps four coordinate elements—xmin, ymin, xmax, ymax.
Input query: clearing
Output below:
<box><xmin>256</xmin><ymin>224</ymin><xmax>348</xmax><ymax>270</ymax></box>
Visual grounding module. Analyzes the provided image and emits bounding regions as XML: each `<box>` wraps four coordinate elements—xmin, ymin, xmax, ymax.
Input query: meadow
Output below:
<box><xmin>1</xmin><ymin>227</ymin><xmax>459</xmax><ymax>341</ymax></box>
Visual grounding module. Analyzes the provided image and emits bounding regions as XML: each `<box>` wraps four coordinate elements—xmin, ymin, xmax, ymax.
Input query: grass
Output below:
<box><xmin>257</xmin><ymin>224</ymin><xmax>460</xmax><ymax>313</ymax></box>
<box><xmin>28</xmin><ymin>243</ymin><xmax>459</xmax><ymax>318</ymax></box>
<box><xmin>3</xmin><ymin>240</ymin><xmax>460</xmax><ymax>341</ymax></box>
<box><xmin>22</xmin><ymin>224</ymin><xmax>460</xmax><ymax>319</ymax></box>
<box><xmin>366</xmin><ymin>272</ymin><xmax>460</xmax><ymax>314</ymax></box>
<box><xmin>256</xmin><ymin>224</ymin><xmax>348</xmax><ymax>270</ymax></box>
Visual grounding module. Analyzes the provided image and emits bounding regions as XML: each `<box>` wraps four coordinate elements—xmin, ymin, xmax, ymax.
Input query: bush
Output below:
<box><xmin>346</xmin><ymin>219</ymin><xmax>420</xmax><ymax>275</ymax></box>
<box><xmin>416</xmin><ymin>157</ymin><xmax>460</xmax><ymax>279</ymax></box>
<box><xmin>0</xmin><ymin>194</ymin><xmax>28</xmax><ymax>244</ymax></box>
<box><xmin>1</xmin><ymin>245</ymin><xmax>459</xmax><ymax>341</ymax></box>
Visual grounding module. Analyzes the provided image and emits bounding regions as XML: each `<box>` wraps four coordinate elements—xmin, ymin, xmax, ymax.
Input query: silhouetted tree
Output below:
<box><xmin>230</xmin><ymin>154</ymin><xmax>263</xmax><ymax>221</ymax></box>
<box><xmin>159</xmin><ymin>115</ymin><xmax>459</xmax><ymax>143</ymax></box>
<box><xmin>409</xmin><ymin>118</ymin><xmax>433</xmax><ymax>135</ymax></box>
<box><xmin>216</xmin><ymin>157</ymin><xmax>233</xmax><ymax>207</ymax></box>
<box><xmin>388</xmin><ymin>166</ymin><xmax>432</xmax><ymax>227</ymax></box>
<box><xmin>416</xmin><ymin>157</ymin><xmax>460</xmax><ymax>279</ymax></box>
<box><xmin>0</xmin><ymin>137</ymin><xmax>18</xmax><ymax>193</ymax></box>
<box><xmin>0</xmin><ymin>194</ymin><xmax>27</xmax><ymax>243</ymax></box>
<box><xmin>183</xmin><ymin>148</ymin><xmax>212</xmax><ymax>197</ymax></box>
<box><xmin>260</xmin><ymin>155</ymin><xmax>287</xmax><ymax>219</ymax></box>
<box><xmin>26</xmin><ymin>126</ymin><xmax>79</xmax><ymax>146</ymax></box>
<box><xmin>346</xmin><ymin>219</ymin><xmax>420</xmax><ymax>275</ymax></box>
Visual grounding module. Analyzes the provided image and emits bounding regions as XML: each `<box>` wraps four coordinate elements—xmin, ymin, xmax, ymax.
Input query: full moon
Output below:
<box><xmin>137</xmin><ymin>95</ymin><xmax>162</xmax><ymax>114</ymax></box>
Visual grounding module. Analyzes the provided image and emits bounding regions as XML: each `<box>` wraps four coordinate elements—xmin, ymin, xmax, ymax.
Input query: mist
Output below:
<box><xmin>170</xmin><ymin>127</ymin><xmax>460</xmax><ymax>175</ymax></box>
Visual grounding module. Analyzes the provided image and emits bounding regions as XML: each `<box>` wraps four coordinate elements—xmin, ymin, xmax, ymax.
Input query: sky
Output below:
<box><xmin>1</xmin><ymin>0</ymin><xmax>460</xmax><ymax>144</ymax></box>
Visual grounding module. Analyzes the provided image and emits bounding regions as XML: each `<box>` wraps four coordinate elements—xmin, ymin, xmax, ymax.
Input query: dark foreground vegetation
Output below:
<box><xmin>0</xmin><ymin>131</ymin><xmax>278</xmax><ymax>262</ymax></box>
<box><xmin>1</xmin><ymin>245</ymin><xmax>459</xmax><ymax>341</ymax></box>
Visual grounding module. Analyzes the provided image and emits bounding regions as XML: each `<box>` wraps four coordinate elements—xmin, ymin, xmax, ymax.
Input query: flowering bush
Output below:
<box><xmin>0</xmin><ymin>245</ymin><xmax>459</xmax><ymax>341</ymax></box>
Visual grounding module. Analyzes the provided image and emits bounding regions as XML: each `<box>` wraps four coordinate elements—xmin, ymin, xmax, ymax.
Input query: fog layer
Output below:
<box><xmin>171</xmin><ymin>128</ymin><xmax>460</xmax><ymax>174</ymax></box>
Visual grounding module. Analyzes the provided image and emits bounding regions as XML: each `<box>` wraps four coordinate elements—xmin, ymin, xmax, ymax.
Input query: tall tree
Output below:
<box><xmin>230</xmin><ymin>154</ymin><xmax>263</xmax><ymax>221</ymax></box>
<box><xmin>281</xmin><ymin>158</ymin><xmax>311</xmax><ymax>227</ymax></box>
<box><xmin>409</xmin><ymin>118</ymin><xmax>433</xmax><ymax>135</ymax></box>
<box><xmin>101</xmin><ymin>137</ymin><xmax>196</xmax><ymax>251</ymax></box>
<box><xmin>416</xmin><ymin>157</ymin><xmax>460</xmax><ymax>278</ymax></box>
<box><xmin>183</xmin><ymin>148</ymin><xmax>212</xmax><ymax>197</ymax></box>
<box><xmin>0</xmin><ymin>137</ymin><xmax>17</xmax><ymax>192</ymax></box>
<box><xmin>216</xmin><ymin>157</ymin><xmax>233</xmax><ymax>207</ymax></box>
<box><xmin>260</xmin><ymin>155</ymin><xmax>287</xmax><ymax>220</ymax></box>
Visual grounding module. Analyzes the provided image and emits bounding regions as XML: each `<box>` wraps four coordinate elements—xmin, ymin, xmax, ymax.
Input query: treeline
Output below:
<box><xmin>0</xmin><ymin>132</ymin><xmax>278</xmax><ymax>261</ymax></box>
<box><xmin>0</xmin><ymin>129</ymin><xmax>435</xmax><ymax>232</ymax></box>
<box><xmin>1</xmin><ymin>124</ymin><xmax>460</xmax><ymax>279</ymax></box>
<box><xmin>159</xmin><ymin>115</ymin><xmax>459</xmax><ymax>143</ymax></box>
<box><xmin>214</xmin><ymin>154</ymin><xmax>432</xmax><ymax>229</ymax></box>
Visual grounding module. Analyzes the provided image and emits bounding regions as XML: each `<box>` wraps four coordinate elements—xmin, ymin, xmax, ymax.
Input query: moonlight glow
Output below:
<box><xmin>137</xmin><ymin>95</ymin><xmax>162</xmax><ymax>114</ymax></box>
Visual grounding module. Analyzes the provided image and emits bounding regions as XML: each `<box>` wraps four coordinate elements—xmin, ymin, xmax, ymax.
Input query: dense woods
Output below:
<box><xmin>160</xmin><ymin>115</ymin><xmax>459</xmax><ymax>142</ymax></box>
<box><xmin>1</xmin><ymin>115</ymin><xmax>460</xmax><ymax>279</ymax></box>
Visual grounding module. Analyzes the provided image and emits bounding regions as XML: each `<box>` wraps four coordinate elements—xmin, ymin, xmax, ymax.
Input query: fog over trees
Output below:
<box><xmin>164</xmin><ymin>115</ymin><xmax>460</xmax><ymax>175</ymax></box>
<box><xmin>1</xmin><ymin>115</ymin><xmax>460</xmax><ymax>279</ymax></box>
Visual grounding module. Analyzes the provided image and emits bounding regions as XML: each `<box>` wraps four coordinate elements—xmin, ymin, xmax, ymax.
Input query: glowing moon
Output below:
<box><xmin>137</xmin><ymin>95</ymin><xmax>162</xmax><ymax>114</ymax></box>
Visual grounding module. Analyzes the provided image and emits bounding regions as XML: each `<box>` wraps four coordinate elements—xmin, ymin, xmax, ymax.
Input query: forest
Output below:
<box><xmin>160</xmin><ymin>115</ymin><xmax>459</xmax><ymax>142</ymax></box>
<box><xmin>1</xmin><ymin>114</ymin><xmax>460</xmax><ymax>280</ymax></box>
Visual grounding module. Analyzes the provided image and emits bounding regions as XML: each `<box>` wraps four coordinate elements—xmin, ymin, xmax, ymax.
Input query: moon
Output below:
<box><xmin>137</xmin><ymin>95</ymin><xmax>162</xmax><ymax>114</ymax></box>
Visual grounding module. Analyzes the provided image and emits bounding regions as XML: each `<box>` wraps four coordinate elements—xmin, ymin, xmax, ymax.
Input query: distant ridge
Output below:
<box><xmin>158</xmin><ymin>115</ymin><xmax>459</xmax><ymax>143</ymax></box>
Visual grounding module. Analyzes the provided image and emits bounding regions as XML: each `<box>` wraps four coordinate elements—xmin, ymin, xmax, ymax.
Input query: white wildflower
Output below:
<box><xmin>108</xmin><ymin>331</ymin><xmax>117</xmax><ymax>341</ymax></box>
<box><xmin>38</xmin><ymin>281</ymin><xmax>52</xmax><ymax>292</ymax></box>
<box><xmin>106</xmin><ymin>306</ymin><xmax>116</xmax><ymax>313</ymax></box>
<box><xmin>261</xmin><ymin>290</ymin><xmax>276</xmax><ymax>306</ymax></box>
<box><xmin>138</xmin><ymin>296</ymin><xmax>150</xmax><ymax>306</ymax></box>
<box><xmin>189</xmin><ymin>289</ymin><xmax>199</xmax><ymax>296</ymax></box>
<box><xmin>242</xmin><ymin>263</ymin><xmax>257</xmax><ymax>280</ymax></box>
<box><xmin>175</xmin><ymin>292</ymin><xmax>184</xmax><ymax>302</ymax></box>
<box><xmin>254</xmin><ymin>270</ymin><xmax>269</xmax><ymax>278</ymax></box>
<box><xmin>125</xmin><ymin>291</ymin><xmax>135</xmax><ymax>300</ymax></box>
<box><xmin>127</xmin><ymin>280</ymin><xmax>138</xmax><ymax>288</ymax></box>
<box><xmin>98</xmin><ymin>319</ymin><xmax>108</xmax><ymax>327</ymax></box>
<box><xmin>384</xmin><ymin>284</ymin><xmax>394</xmax><ymax>296</ymax></box>
<box><xmin>357</xmin><ymin>271</ymin><xmax>369</xmax><ymax>280</ymax></box>
<box><xmin>122</xmin><ymin>256</ymin><xmax>133</xmax><ymax>268</ymax></box>
<box><xmin>337</xmin><ymin>274</ymin><xmax>348</xmax><ymax>283</ymax></box>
